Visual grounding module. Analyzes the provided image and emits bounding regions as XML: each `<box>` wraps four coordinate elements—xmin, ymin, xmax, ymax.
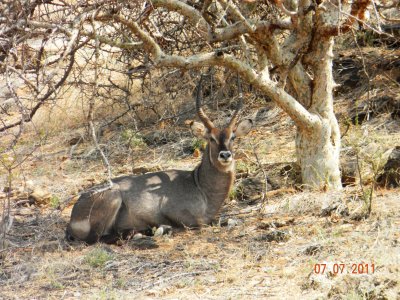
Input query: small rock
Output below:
<box><xmin>207</xmin><ymin>237</ymin><xmax>219</xmax><ymax>243</ymax></box>
<box><xmin>377</xmin><ymin>146</ymin><xmax>400</xmax><ymax>188</ymax></box>
<box><xmin>28</xmin><ymin>187</ymin><xmax>52</xmax><ymax>206</ymax></box>
<box><xmin>133</xmin><ymin>233</ymin><xmax>143</xmax><ymax>240</ymax></box>
<box><xmin>227</xmin><ymin>218</ymin><xmax>238</xmax><ymax>229</ymax></box>
<box><xmin>254</xmin><ymin>230</ymin><xmax>289</xmax><ymax>242</ymax></box>
<box><xmin>321</xmin><ymin>200</ymin><xmax>349</xmax><ymax>217</ymax></box>
<box><xmin>236</xmin><ymin>231</ymin><xmax>246</xmax><ymax>239</ymax></box>
<box><xmin>128</xmin><ymin>237</ymin><xmax>158</xmax><ymax>250</ymax></box>
<box><xmin>302</xmin><ymin>244</ymin><xmax>323</xmax><ymax>256</ymax></box>
<box><xmin>68</xmin><ymin>136</ymin><xmax>82</xmax><ymax>145</ymax></box>
<box><xmin>154</xmin><ymin>225</ymin><xmax>172</xmax><ymax>237</ymax></box>
<box><xmin>154</xmin><ymin>227</ymin><xmax>164</xmax><ymax>237</ymax></box>
<box><xmin>258</xmin><ymin>218</ymin><xmax>295</xmax><ymax>230</ymax></box>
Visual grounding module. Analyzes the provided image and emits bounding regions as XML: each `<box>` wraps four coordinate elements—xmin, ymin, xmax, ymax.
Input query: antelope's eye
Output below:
<box><xmin>210</xmin><ymin>137</ymin><xmax>217</xmax><ymax>143</ymax></box>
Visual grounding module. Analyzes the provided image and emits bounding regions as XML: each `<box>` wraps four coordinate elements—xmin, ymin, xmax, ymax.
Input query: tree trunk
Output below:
<box><xmin>296</xmin><ymin>119</ymin><xmax>342</xmax><ymax>190</ymax></box>
<box><xmin>296</xmin><ymin>36</ymin><xmax>342</xmax><ymax>190</ymax></box>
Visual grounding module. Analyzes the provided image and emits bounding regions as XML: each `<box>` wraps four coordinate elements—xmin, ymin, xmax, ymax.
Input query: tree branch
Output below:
<box><xmin>152</xmin><ymin>0</ymin><xmax>208</xmax><ymax>31</ymax></box>
<box><xmin>159</xmin><ymin>52</ymin><xmax>319</xmax><ymax>132</ymax></box>
<box><xmin>102</xmin><ymin>13</ymin><xmax>319</xmax><ymax>132</ymax></box>
<box><xmin>210</xmin><ymin>20</ymin><xmax>292</xmax><ymax>42</ymax></box>
<box><xmin>0</xmin><ymin>52</ymin><xmax>75</xmax><ymax>133</ymax></box>
<box><xmin>80</xmin><ymin>29</ymin><xmax>144</xmax><ymax>50</ymax></box>
<box><xmin>100</xmin><ymin>14</ymin><xmax>163</xmax><ymax>58</ymax></box>
<box><xmin>151</xmin><ymin>0</ymin><xmax>292</xmax><ymax>43</ymax></box>
<box><xmin>217</xmin><ymin>0</ymin><xmax>253</xmax><ymax>32</ymax></box>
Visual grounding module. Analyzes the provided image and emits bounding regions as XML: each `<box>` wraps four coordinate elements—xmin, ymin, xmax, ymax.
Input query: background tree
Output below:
<box><xmin>0</xmin><ymin>0</ymin><xmax>383</xmax><ymax>190</ymax></box>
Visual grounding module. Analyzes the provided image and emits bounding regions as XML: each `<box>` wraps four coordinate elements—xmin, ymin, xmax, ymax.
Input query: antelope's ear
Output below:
<box><xmin>190</xmin><ymin>121</ymin><xmax>207</xmax><ymax>138</ymax></box>
<box><xmin>235</xmin><ymin>119</ymin><xmax>253</xmax><ymax>137</ymax></box>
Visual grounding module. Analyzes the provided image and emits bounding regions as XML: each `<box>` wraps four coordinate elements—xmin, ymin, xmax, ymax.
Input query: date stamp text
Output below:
<box><xmin>313</xmin><ymin>263</ymin><xmax>375</xmax><ymax>275</ymax></box>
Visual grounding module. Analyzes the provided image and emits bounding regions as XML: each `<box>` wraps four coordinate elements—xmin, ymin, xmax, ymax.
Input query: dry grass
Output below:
<box><xmin>1</xmin><ymin>48</ymin><xmax>400</xmax><ymax>299</ymax></box>
<box><xmin>1</xmin><ymin>189</ymin><xmax>398</xmax><ymax>299</ymax></box>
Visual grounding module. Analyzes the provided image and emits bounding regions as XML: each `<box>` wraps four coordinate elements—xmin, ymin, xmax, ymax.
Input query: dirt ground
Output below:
<box><xmin>1</xmin><ymin>48</ymin><xmax>399</xmax><ymax>299</ymax></box>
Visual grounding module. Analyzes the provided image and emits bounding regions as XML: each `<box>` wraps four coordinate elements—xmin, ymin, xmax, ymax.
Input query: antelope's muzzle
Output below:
<box><xmin>218</xmin><ymin>151</ymin><xmax>232</xmax><ymax>163</ymax></box>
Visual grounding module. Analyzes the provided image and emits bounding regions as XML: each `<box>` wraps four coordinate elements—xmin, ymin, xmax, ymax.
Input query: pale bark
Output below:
<box><xmin>295</xmin><ymin>28</ymin><xmax>342</xmax><ymax>189</ymax></box>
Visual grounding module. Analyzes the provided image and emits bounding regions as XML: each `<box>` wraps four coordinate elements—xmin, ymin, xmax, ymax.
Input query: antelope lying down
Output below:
<box><xmin>66</xmin><ymin>79</ymin><xmax>253</xmax><ymax>244</ymax></box>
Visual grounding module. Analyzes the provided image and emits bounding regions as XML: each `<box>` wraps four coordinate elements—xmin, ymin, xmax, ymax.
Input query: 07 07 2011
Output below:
<box><xmin>313</xmin><ymin>263</ymin><xmax>375</xmax><ymax>275</ymax></box>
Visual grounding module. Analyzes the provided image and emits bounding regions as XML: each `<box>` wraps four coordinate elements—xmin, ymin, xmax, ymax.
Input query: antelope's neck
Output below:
<box><xmin>194</xmin><ymin>145</ymin><xmax>234</xmax><ymax>214</ymax></box>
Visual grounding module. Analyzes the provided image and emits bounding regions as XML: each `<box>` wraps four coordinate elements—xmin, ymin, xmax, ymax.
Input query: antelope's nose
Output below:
<box><xmin>219</xmin><ymin>151</ymin><xmax>232</xmax><ymax>161</ymax></box>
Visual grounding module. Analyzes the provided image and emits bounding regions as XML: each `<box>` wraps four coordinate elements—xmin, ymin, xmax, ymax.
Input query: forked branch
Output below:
<box><xmin>99</xmin><ymin>14</ymin><xmax>319</xmax><ymax>133</ymax></box>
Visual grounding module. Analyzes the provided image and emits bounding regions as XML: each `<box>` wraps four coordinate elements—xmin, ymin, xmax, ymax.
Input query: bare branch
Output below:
<box><xmin>0</xmin><ymin>52</ymin><xmax>76</xmax><ymax>133</ymax></box>
<box><xmin>4</xmin><ymin>67</ymin><xmax>25</xmax><ymax>151</ymax></box>
<box><xmin>152</xmin><ymin>0</ymin><xmax>208</xmax><ymax>30</ymax></box>
<box><xmin>80</xmin><ymin>29</ymin><xmax>143</xmax><ymax>50</ymax></box>
<box><xmin>210</xmin><ymin>20</ymin><xmax>292</xmax><ymax>42</ymax></box>
<box><xmin>102</xmin><ymin>14</ymin><xmax>163</xmax><ymax>58</ymax></box>
<box><xmin>63</xmin><ymin>10</ymin><xmax>100</xmax><ymax>59</ymax></box>
<box><xmin>157</xmin><ymin>52</ymin><xmax>319</xmax><ymax>132</ymax></box>
<box><xmin>2</xmin><ymin>65</ymin><xmax>39</xmax><ymax>94</ymax></box>
<box><xmin>217</xmin><ymin>0</ymin><xmax>254</xmax><ymax>32</ymax></box>
<box><xmin>96</xmin><ymin>12</ymin><xmax>318</xmax><ymax>132</ymax></box>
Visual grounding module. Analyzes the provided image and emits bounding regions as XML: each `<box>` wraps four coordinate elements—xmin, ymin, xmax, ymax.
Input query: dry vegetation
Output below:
<box><xmin>1</xmin><ymin>30</ymin><xmax>400</xmax><ymax>300</ymax></box>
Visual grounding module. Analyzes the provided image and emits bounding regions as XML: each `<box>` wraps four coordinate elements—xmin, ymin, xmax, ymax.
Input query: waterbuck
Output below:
<box><xmin>66</xmin><ymin>78</ymin><xmax>253</xmax><ymax>244</ymax></box>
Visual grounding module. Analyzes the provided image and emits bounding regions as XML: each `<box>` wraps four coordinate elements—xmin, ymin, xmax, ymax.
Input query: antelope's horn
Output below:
<box><xmin>228</xmin><ymin>74</ymin><xmax>243</xmax><ymax>128</ymax></box>
<box><xmin>196</xmin><ymin>75</ymin><xmax>215</xmax><ymax>130</ymax></box>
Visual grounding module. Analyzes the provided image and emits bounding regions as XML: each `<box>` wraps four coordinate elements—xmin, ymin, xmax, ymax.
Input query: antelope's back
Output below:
<box><xmin>112</xmin><ymin>170</ymin><xmax>207</xmax><ymax>229</ymax></box>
